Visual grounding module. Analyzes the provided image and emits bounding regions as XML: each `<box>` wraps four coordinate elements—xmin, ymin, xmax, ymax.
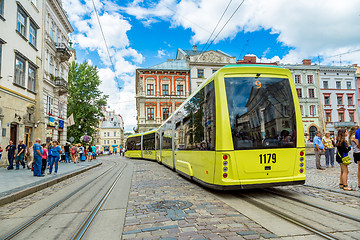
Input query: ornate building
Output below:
<box><xmin>175</xmin><ymin>45</ymin><xmax>236</xmax><ymax>93</ymax></box>
<box><xmin>283</xmin><ymin>60</ymin><xmax>325</xmax><ymax>141</ymax></box>
<box><xmin>135</xmin><ymin>60</ymin><xmax>190</xmax><ymax>132</ymax></box>
<box><xmin>0</xmin><ymin>0</ymin><xmax>43</xmax><ymax>166</ymax></box>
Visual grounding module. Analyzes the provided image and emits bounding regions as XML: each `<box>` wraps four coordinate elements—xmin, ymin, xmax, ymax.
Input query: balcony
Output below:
<box><xmin>55</xmin><ymin>77</ymin><xmax>68</xmax><ymax>95</ymax></box>
<box><xmin>56</xmin><ymin>43</ymin><xmax>71</xmax><ymax>62</ymax></box>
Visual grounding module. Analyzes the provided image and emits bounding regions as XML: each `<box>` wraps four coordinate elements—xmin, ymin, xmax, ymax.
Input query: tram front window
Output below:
<box><xmin>225</xmin><ymin>77</ymin><xmax>297</xmax><ymax>150</ymax></box>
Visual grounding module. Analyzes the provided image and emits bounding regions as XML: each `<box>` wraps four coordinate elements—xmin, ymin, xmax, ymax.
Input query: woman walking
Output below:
<box><xmin>41</xmin><ymin>143</ymin><xmax>48</xmax><ymax>175</ymax></box>
<box><xmin>349</xmin><ymin>126</ymin><xmax>360</xmax><ymax>191</ymax></box>
<box><xmin>336</xmin><ymin>128</ymin><xmax>353</xmax><ymax>191</ymax></box>
<box><xmin>48</xmin><ymin>141</ymin><xmax>61</xmax><ymax>175</ymax></box>
<box><xmin>322</xmin><ymin>131</ymin><xmax>336</xmax><ymax>168</ymax></box>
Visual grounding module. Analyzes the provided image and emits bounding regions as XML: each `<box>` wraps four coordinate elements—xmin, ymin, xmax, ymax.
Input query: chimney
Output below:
<box><xmin>192</xmin><ymin>45</ymin><xmax>197</xmax><ymax>52</ymax></box>
<box><xmin>243</xmin><ymin>55</ymin><xmax>257</xmax><ymax>63</ymax></box>
<box><xmin>167</xmin><ymin>59</ymin><xmax>173</xmax><ymax>62</ymax></box>
<box><xmin>352</xmin><ymin>64</ymin><xmax>358</xmax><ymax>67</ymax></box>
<box><xmin>302</xmin><ymin>59</ymin><xmax>311</xmax><ymax>65</ymax></box>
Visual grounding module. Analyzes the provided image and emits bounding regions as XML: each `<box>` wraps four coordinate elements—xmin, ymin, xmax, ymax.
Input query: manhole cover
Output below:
<box><xmin>148</xmin><ymin>200</ymin><xmax>192</xmax><ymax>211</ymax></box>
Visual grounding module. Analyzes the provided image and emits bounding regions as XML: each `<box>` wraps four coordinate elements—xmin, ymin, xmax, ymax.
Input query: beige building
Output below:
<box><xmin>176</xmin><ymin>45</ymin><xmax>236</xmax><ymax>93</ymax></box>
<box><xmin>0</xmin><ymin>0</ymin><xmax>43</xmax><ymax>166</ymax></box>
<box><xmin>94</xmin><ymin>108</ymin><xmax>124</xmax><ymax>153</ymax></box>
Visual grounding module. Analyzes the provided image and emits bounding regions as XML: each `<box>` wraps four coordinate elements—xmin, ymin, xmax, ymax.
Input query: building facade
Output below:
<box><xmin>40</xmin><ymin>0</ymin><xmax>73</xmax><ymax>145</ymax></box>
<box><xmin>94</xmin><ymin>108</ymin><xmax>124</xmax><ymax>153</ymax></box>
<box><xmin>176</xmin><ymin>45</ymin><xmax>236</xmax><ymax>93</ymax></box>
<box><xmin>0</xmin><ymin>0</ymin><xmax>43</xmax><ymax>166</ymax></box>
<box><xmin>319</xmin><ymin>66</ymin><xmax>358</xmax><ymax>135</ymax></box>
<box><xmin>135</xmin><ymin>60</ymin><xmax>190</xmax><ymax>132</ymax></box>
<box><xmin>354</xmin><ymin>64</ymin><xmax>360</xmax><ymax>122</ymax></box>
<box><xmin>284</xmin><ymin>60</ymin><xmax>325</xmax><ymax>141</ymax></box>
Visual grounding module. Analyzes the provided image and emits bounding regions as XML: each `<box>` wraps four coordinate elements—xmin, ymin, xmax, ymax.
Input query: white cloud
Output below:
<box><xmin>63</xmin><ymin>0</ymin><xmax>143</xmax><ymax>131</ymax></box>
<box><xmin>122</xmin><ymin>0</ymin><xmax>360</xmax><ymax>64</ymax></box>
<box><xmin>157</xmin><ymin>49</ymin><xmax>168</xmax><ymax>58</ymax></box>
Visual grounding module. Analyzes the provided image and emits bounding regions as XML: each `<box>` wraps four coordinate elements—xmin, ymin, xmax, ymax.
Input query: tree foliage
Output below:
<box><xmin>67</xmin><ymin>61</ymin><xmax>108</xmax><ymax>143</ymax></box>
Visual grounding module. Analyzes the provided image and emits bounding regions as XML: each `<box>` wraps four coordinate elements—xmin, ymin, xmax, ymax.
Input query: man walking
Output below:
<box><xmin>15</xmin><ymin>140</ymin><xmax>26</xmax><ymax>169</ymax></box>
<box><xmin>64</xmin><ymin>143</ymin><xmax>70</xmax><ymax>163</ymax></box>
<box><xmin>313</xmin><ymin>131</ymin><xmax>325</xmax><ymax>170</ymax></box>
<box><xmin>5</xmin><ymin>140</ymin><xmax>16</xmax><ymax>170</ymax></box>
<box><xmin>33</xmin><ymin>138</ymin><xmax>44</xmax><ymax>177</ymax></box>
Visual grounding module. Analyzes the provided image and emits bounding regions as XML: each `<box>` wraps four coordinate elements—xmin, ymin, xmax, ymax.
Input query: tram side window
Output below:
<box><xmin>161</xmin><ymin>120</ymin><xmax>173</xmax><ymax>150</ymax></box>
<box><xmin>143</xmin><ymin>133</ymin><xmax>155</xmax><ymax>150</ymax></box>
<box><xmin>126</xmin><ymin>136</ymin><xmax>141</xmax><ymax>150</ymax></box>
<box><xmin>176</xmin><ymin>81</ymin><xmax>216</xmax><ymax>151</ymax></box>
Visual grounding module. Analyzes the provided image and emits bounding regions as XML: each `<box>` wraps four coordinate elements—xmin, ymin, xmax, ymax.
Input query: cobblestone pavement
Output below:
<box><xmin>122</xmin><ymin>160</ymin><xmax>279</xmax><ymax>240</ymax></box>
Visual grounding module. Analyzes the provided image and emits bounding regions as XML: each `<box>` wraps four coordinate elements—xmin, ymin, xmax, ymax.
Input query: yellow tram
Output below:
<box><xmin>125</xmin><ymin>65</ymin><xmax>305</xmax><ymax>189</ymax></box>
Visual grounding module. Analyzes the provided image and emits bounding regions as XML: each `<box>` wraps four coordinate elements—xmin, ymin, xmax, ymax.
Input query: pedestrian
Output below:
<box><xmin>71</xmin><ymin>144</ymin><xmax>75</xmax><ymax>162</ymax></box>
<box><xmin>313</xmin><ymin>131</ymin><xmax>325</xmax><ymax>170</ymax></box>
<box><xmin>353</xmin><ymin>126</ymin><xmax>360</xmax><ymax>190</ymax></box>
<box><xmin>87</xmin><ymin>145</ymin><xmax>92</xmax><ymax>161</ymax></box>
<box><xmin>5</xmin><ymin>140</ymin><xmax>16</xmax><ymax>170</ymax></box>
<box><xmin>41</xmin><ymin>143</ymin><xmax>48</xmax><ymax>175</ymax></box>
<box><xmin>47</xmin><ymin>142</ymin><xmax>53</xmax><ymax>169</ymax></box>
<box><xmin>48</xmin><ymin>141</ymin><xmax>61</xmax><ymax>175</ymax></box>
<box><xmin>91</xmin><ymin>145</ymin><xmax>96</xmax><ymax>160</ymax></box>
<box><xmin>336</xmin><ymin>128</ymin><xmax>353</xmax><ymax>191</ymax></box>
<box><xmin>26</xmin><ymin>141</ymin><xmax>34</xmax><ymax>170</ymax></box>
<box><xmin>0</xmin><ymin>145</ymin><xmax>3</xmax><ymax>162</ymax></box>
<box><xmin>79</xmin><ymin>144</ymin><xmax>84</xmax><ymax>161</ymax></box>
<box><xmin>64</xmin><ymin>143</ymin><xmax>70</xmax><ymax>163</ymax></box>
<box><xmin>322</xmin><ymin>131</ymin><xmax>336</xmax><ymax>168</ymax></box>
<box><xmin>15</xmin><ymin>140</ymin><xmax>26</xmax><ymax>170</ymax></box>
<box><xmin>33</xmin><ymin>138</ymin><xmax>44</xmax><ymax>177</ymax></box>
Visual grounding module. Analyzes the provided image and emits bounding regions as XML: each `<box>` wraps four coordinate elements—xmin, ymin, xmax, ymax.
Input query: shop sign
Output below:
<box><xmin>48</xmin><ymin>117</ymin><xmax>55</xmax><ymax>126</ymax></box>
<box><xmin>59</xmin><ymin>120</ymin><xmax>64</xmax><ymax>129</ymax></box>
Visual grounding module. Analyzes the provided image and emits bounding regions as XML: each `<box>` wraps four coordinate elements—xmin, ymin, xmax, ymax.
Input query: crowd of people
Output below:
<box><xmin>0</xmin><ymin>139</ymin><xmax>99</xmax><ymax>177</ymax></box>
<box><xmin>313</xmin><ymin>127</ymin><xmax>360</xmax><ymax>191</ymax></box>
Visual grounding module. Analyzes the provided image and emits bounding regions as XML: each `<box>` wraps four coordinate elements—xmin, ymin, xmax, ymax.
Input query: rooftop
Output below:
<box><xmin>147</xmin><ymin>59</ymin><xmax>189</xmax><ymax>71</ymax></box>
<box><xmin>101</xmin><ymin>121</ymin><xmax>122</xmax><ymax>129</ymax></box>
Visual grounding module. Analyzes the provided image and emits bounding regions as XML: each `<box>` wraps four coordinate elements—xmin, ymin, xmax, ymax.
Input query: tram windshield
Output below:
<box><xmin>225</xmin><ymin>77</ymin><xmax>297</xmax><ymax>150</ymax></box>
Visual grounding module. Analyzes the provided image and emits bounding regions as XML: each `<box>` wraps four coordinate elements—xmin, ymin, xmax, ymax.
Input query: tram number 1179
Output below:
<box><xmin>259</xmin><ymin>153</ymin><xmax>276</xmax><ymax>164</ymax></box>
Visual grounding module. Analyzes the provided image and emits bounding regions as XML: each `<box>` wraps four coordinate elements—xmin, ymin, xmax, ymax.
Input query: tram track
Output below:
<box><xmin>2</xmin><ymin>160</ymin><xmax>126</xmax><ymax>240</ymax></box>
<box><xmin>304</xmin><ymin>184</ymin><xmax>360</xmax><ymax>198</ymax></box>
<box><xmin>234</xmin><ymin>189</ymin><xmax>360</xmax><ymax>240</ymax></box>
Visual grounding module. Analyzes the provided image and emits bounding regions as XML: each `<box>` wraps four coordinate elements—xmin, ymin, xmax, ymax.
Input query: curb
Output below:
<box><xmin>0</xmin><ymin>162</ymin><xmax>102</xmax><ymax>207</ymax></box>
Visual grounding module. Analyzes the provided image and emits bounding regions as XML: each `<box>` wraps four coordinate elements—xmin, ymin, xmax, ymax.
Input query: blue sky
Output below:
<box><xmin>63</xmin><ymin>0</ymin><xmax>360</xmax><ymax>131</ymax></box>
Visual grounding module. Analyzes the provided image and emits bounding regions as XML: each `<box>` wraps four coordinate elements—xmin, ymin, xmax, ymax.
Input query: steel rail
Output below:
<box><xmin>2</xmin><ymin>161</ymin><xmax>120</xmax><ymax>240</ymax></box>
<box><xmin>238</xmin><ymin>194</ymin><xmax>340</xmax><ymax>240</ymax></box>
<box><xmin>69</xmin><ymin>163</ymin><xmax>128</xmax><ymax>240</ymax></box>
<box><xmin>264</xmin><ymin>189</ymin><xmax>360</xmax><ymax>222</ymax></box>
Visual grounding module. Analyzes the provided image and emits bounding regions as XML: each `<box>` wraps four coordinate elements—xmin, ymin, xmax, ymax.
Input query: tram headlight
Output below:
<box><xmin>223</xmin><ymin>161</ymin><xmax>228</xmax><ymax>166</ymax></box>
<box><xmin>223</xmin><ymin>167</ymin><xmax>228</xmax><ymax>172</ymax></box>
<box><xmin>300</xmin><ymin>163</ymin><xmax>304</xmax><ymax>168</ymax></box>
<box><xmin>300</xmin><ymin>157</ymin><xmax>304</xmax><ymax>162</ymax></box>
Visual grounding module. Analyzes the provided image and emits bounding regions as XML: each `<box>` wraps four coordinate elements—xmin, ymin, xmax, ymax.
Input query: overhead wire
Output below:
<box><xmin>90</xmin><ymin>0</ymin><xmax>121</xmax><ymax>89</ymax></box>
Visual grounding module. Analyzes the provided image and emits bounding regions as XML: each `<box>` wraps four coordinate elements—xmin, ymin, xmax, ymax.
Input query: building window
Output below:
<box><xmin>309</xmin><ymin>105</ymin><xmax>316</xmax><ymax>116</ymax></box>
<box><xmin>325</xmin><ymin>112</ymin><xmax>331</xmax><ymax>122</ymax></box>
<box><xmin>349</xmin><ymin>112</ymin><xmax>354</xmax><ymax>122</ymax></box>
<box><xmin>296</xmin><ymin>88</ymin><xmax>302</xmax><ymax>98</ymax></box>
<box><xmin>14</xmin><ymin>54</ymin><xmax>26</xmax><ymax>87</ymax></box>
<box><xmin>50</xmin><ymin>21</ymin><xmax>54</xmax><ymax>40</ymax></box>
<box><xmin>212</xmin><ymin>69</ymin><xmax>218</xmax><ymax>74</ymax></box>
<box><xmin>114</xmin><ymin>131</ymin><xmax>116</xmax><ymax>136</ymax></box>
<box><xmin>147</xmin><ymin>84</ymin><xmax>154</xmax><ymax>95</ymax></box>
<box><xmin>294</xmin><ymin>75</ymin><xmax>301</xmax><ymax>84</ymax></box>
<box><xmin>300</xmin><ymin>105</ymin><xmax>304</xmax><ymax>116</ymax></box>
<box><xmin>347</xmin><ymin>82</ymin><xmax>351</xmax><ymax>89</ymax></box>
<box><xmin>49</xmin><ymin>56</ymin><xmax>53</xmax><ymax>75</ymax></box>
<box><xmin>114</xmin><ymin>140</ymin><xmax>116</xmax><ymax>144</ymax></box>
<box><xmin>338</xmin><ymin>112</ymin><xmax>344</xmax><ymax>122</ymax></box>
<box><xmin>307</xmin><ymin>75</ymin><xmax>313</xmax><ymax>84</ymax></box>
<box><xmin>46</xmin><ymin>96</ymin><xmax>53</xmax><ymax>114</ymax></box>
<box><xmin>0</xmin><ymin>0</ymin><xmax>4</xmax><ymax>17</ymax></box>
<box><xmin>308</xmin><ymin>89</ymin><xmax>315</xmax><ymax>98</ymax></box>
<box><xmin>337</xmin><ymin>96</ymin><xmax>343</xmax><ymax>105</ymax></box>
<box><xmin>197</xmin><ymin>69</ymin><xmax>204</xmax><ymax>78</ymax></box>
<box><xmin>147</xmin><ymin>108</ymin><xmax>154</xmax><ymax>120</ymax></box>
<box><xmin>104</xmin><ymin>140</ymin><xmax>106</xmax><ymax>144</ymax></box>
<box><xmin>162</xmin><ymin>84</ymin><xmax>169</xmax><ymax>96</ymax></box>
<box><xmin>17</xmin><ymin>7</ymin><xmax>27</xmax><ymax>37</ymax></box>
<box><xmin>324</xmin><ymin>96</ymin><xmax>330</xmax><ymax>105</ymax></box>
<box><xmin>104</xmin><ymin>132</ymin><xmax>106</xmax><ymax>137</ymax></box>
<box><xmin>29</xmin><ymin>22</ymin><xmax>37</xmax><ymax>47</ymax></box>
<box><xmin>58</xmin><ymin>101</ymin><xmax>63</xmax><ymax>118</ymax></box>
<box><xmin>323</xmin><ymin>81</ymin><xmax>328</xmax><ymax>89</ymax></box>
<box><xmin>28</xmin><ymin>65</ymin><xmax>36</xmax><ymax>92</ymax></box>
<box><xmin>177</xmin><ymin>85</ymin><xmax>183</xmax><ymax>96</ymax></box>
<box><xmin>162</xmin><ymin>108</ymin><xmax>169</xmax><ymax>120</ymax></box>
<box><xmin>107</xmin><ymin>132</ymin><xmax>110</xmax><ymax>137</ymax></box>
<box><xmin>348</xmin><ymin>96</ymin><xmax>353</xmax><ymax>105</ymax></box>
<box><xmin>336</xmin><ymin>81</ymin><xmax>341</xmax><ymax>89</ymax></box>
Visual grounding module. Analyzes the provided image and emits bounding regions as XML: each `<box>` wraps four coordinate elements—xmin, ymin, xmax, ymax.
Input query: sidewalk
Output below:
<box><xmin>0</xmin><ymin>159</ymin><xmax>101</xmax><ymax>199</ymax></box>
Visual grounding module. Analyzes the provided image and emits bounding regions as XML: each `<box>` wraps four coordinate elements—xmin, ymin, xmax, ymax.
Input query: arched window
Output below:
<box><xmin>309</xmin><ymin>126</ymin><xmax>318</xmax><ymax>142</ymax></box>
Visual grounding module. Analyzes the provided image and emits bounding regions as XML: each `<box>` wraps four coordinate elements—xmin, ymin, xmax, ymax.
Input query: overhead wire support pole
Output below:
<box><xmin>90</xmin><ymin>0</ymin><xmax>121</xmax><ymax>89</ymax></box>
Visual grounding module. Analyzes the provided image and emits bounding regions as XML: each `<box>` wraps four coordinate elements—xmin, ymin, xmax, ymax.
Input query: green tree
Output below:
<box><xmin>67</xmin><ymin>61</ymin><xmax>108</xmax><ymax>143</ymax></box>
